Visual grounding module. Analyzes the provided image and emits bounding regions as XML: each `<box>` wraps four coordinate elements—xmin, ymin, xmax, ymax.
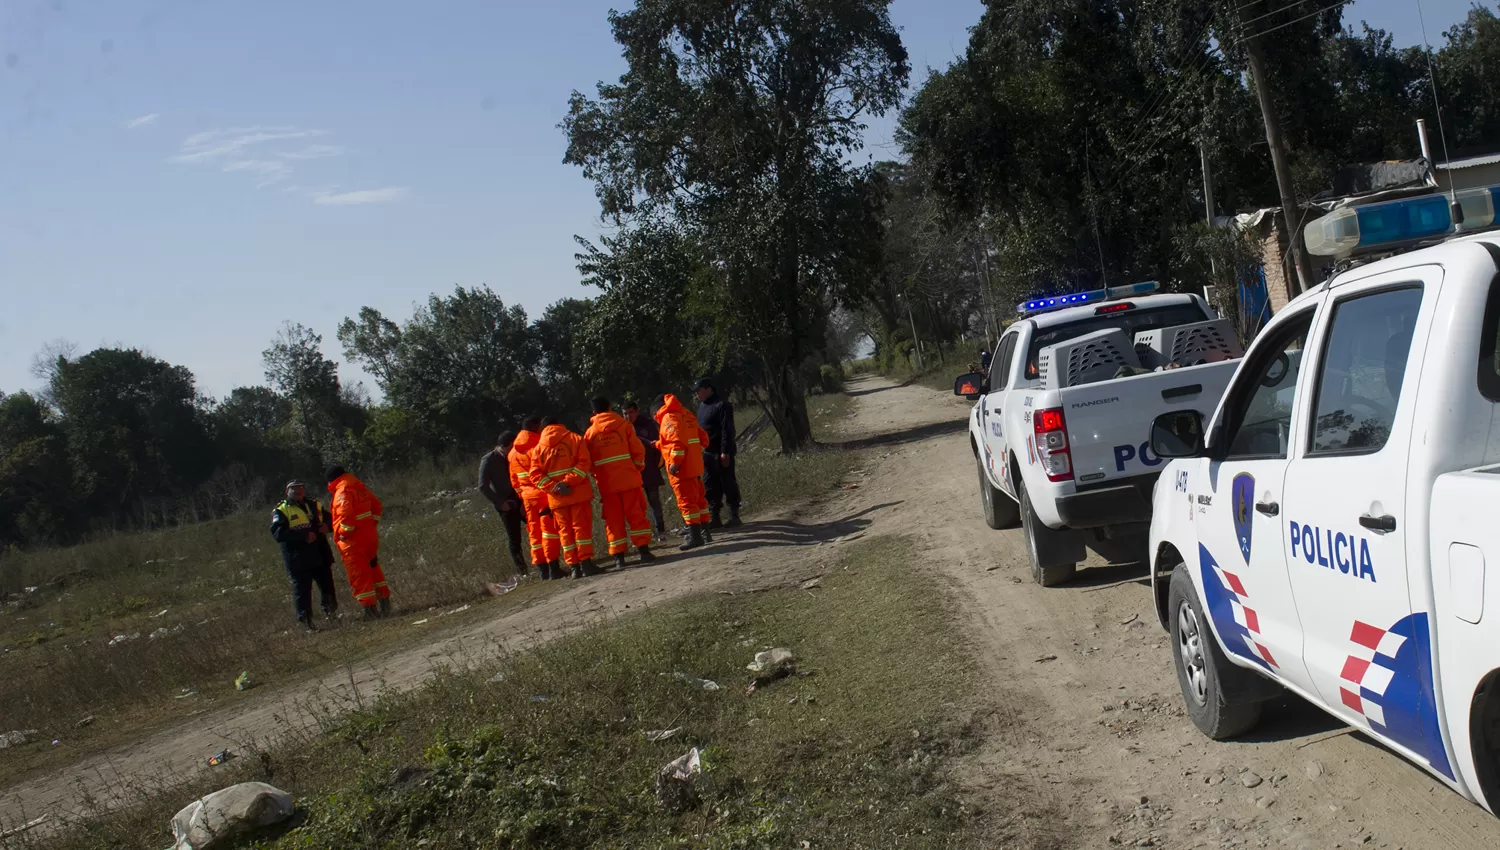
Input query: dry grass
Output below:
<box><xmin>0</xmin><ymin>393</ymin><xmax>862</xmax><ymax>784</ymax></box>
<box><xmin>12</xmin><ymin>536</ymin><xmax>992</xmax><ymax>850</ymax></box>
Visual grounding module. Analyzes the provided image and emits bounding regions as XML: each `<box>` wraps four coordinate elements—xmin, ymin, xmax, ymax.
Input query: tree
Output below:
<box><xmin>49</xmin><ymin>348</ymin><xmax>215</xmax><ymax>527</ymax></box>
<box><xmin>0</xmin><ymin>391</ymin><xmax>74</xmax><ymax>545</ymax></box>
<box><xmin>1435</xmin><ymin>6</ymin><xmax>1500</xmax><ymax>152</ymax></box>
<box><xmin>340</xmin><ymin>287</ymin><xmax>546</xmax><ymax>455</ymax></box>
<box><xmin>563</xmin><ymin>0</ymin><xmax>909</xmax><ymax>451</ymax></box>
<box><xmin>262</xmin><ymin>322</ymin><xmax>350</xmax><ymax>454</ymax></box>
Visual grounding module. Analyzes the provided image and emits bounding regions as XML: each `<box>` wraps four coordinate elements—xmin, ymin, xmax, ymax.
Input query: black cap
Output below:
<box><xmin>324</xmin><ymin>465</ymin><xmax>346</xmax><ymax>483</ymax></box>
<box><xmin>692</xmin><ymin>377</ymin><xmax>714</xmax><ymax>391</ymax></box>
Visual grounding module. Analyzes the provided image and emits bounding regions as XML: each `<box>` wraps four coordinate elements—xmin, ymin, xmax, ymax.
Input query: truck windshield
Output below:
<box><xmin>1022</xmin><ymin>302</ymin><xmax>1210</xmax><ymax>381</ymax></box>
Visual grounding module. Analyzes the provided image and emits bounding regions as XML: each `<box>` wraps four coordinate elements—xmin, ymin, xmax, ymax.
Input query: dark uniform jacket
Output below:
<box><xmin>631</xmin><ymin>416</ymin><xmax>665</xmax><ymax>488</ymax></box>
<box><xmin>271</xmin><ymin>499</ymin><xmax>336</xmax><ymax>571</ymax></box>
<box><xmin>478</xmin><ymin>450</ymin><xmax>521</xmax><ymax>512</ymax></box>
<box><xmin>695</xmin><ymin>392</ymin><xmax>737</xmax><ymax>457</ymax></box>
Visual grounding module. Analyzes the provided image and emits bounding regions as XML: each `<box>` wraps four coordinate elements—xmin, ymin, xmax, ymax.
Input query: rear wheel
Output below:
<box><xmin>1018</xmin><ymin>480</ymin><xmax>1079</xmax><ymax>587</ymax></box>
<box><xmin>977</xmin><ymin>454</ymin><xmax>1020</xmax><ymax>530</ymax></box>
<box><xmin>1169</xmin><ymin>567</ymin><xmax>1263</xmax><ymax>739</ymax></box>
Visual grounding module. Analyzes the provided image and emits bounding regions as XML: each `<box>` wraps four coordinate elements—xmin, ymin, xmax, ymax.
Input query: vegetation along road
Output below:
<box><xmin>5</xmin><ymin>375</ymin><xmax>1500</xmax><ymax>847</ymax></box>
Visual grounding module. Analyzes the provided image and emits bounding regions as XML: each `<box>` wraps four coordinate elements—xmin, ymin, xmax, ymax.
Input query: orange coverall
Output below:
<box><xmin>584</xmin><ymin>411</ymin><xmax>652</xmax><ymax>555</ymax></box>
<box><xmin>509</xmin><ymin>430</ymin><xmax>560</xmax><ymax>566</ymax></box>
<box><xmin>329</xmin><ymin>472</ymin><xmax>390</xmax><ymax>608</ymax></box>
<box><xmin>532</xmin><ymin>424</ymin><xmax>597</xmax><ymax>566</ymax></box>
<box><xmin>655</xmin><ymin>394</ymin><xmax>711</xmax><ymax>527</ymax></box>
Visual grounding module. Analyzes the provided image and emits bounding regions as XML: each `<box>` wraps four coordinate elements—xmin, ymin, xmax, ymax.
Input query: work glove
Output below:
<box><xmin>668</xmin><ymin>464</ymin><xmax>681</xmax><ymax>475</ymax></box>
<box><xmin>553</xmin><ymin>482</ymin><xmax>572</xmax><ymax>496</ymax></box>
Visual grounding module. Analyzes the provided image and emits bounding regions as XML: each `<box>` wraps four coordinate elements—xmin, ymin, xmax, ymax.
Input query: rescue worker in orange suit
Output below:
<box><xmin>326</xmin><ymin>465</ymin><xmax>391</xmax><ymax>618</ymax></box>
<box><xmin>584</xmin><ymin>397</ymin><xmax>657</xmax><ymax>571</ymax></box>
<box><xmin>532</xmin><ymin>416</ymin><xmax>601</xmax><ymax>578</ymax></box>
<box><xmin>653</xmin><ymin>393</ymin><xmax>713</xmax><ymax>550</ymax></box>
<box><xmin>510</xmin><ymin>417</ymin><xmax>563</xmax><ymax>580</ymax></box>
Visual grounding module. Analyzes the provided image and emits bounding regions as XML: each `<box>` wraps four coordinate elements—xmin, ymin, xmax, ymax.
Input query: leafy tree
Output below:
<box><xmin>262</xmin><ymin>322</ymin><xmax>355</xmax><ymax>455</ymax></box>
<box><xmin>49</xmin><ymin>348</ymin><xmax>215</xmax><ymax>528</ymax></box>
<box><xmin>563</xmin><ymin>0</ymin><xmax>909</xmax><ymax>451</ymax></box>
<box><xmin>340</xmin><ymin>287</ymin><xmax>546</xmax><ymax>455</ymax></box>
<box><xmin>0</xmin><ymin>391</ymin><xmax>74</xmax><ymax>546</ymax></box>
<box><xmin>1435</xmin><ymin>6</ymin><xmax>1500</xmax><ymax>152</ymax></box>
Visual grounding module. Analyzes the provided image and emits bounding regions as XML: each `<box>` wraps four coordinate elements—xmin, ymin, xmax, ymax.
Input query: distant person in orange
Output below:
<box><xmin>584</xmin><ymin>396</ymin><xmax>657</xmax><ymax>571</ymax></box>
<box><xmin>653</xmin><ymin>393</ymin><xmax>713</xmax><ymax>550</ymax></box>
<box><xmin>326</xmin><ymin>465</ymin><xmax>391</xmax><ymax>618</ymax></box>
<box><xmin>532</xmin><ymin>416</ymin><xmax>600</xmax><ymax>578</ymax></box>
<box><xmin>510</xmin><ymin>417</ymin><xmax>562</xmax><ymax>580</ymax></box>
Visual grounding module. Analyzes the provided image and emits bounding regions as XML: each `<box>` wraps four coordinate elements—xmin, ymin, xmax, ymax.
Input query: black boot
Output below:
<box><xmin>725</xmin><ymin>510</ymin><xmax>742</xmax><ymax>528</ymax></box>
<box><xmin>537</xmin><ymin>562</ymin><xmax>551</xmax><ymax>580</ymax></box>
<box><xmin>551</xmin><ymin>560</ymin><xmax>564</xmax><ymax>580</ymax></box>
<box><xmin>702</xmin><ymin>524</ymin><xmax>714</xmax><ymax>543</ymax></box>
<box><xmin>580</xmin><ymin>559</ymin><xmax>604</xmax><ymax>577</ymax></box>
<box><xmin>377</xmin><ymin>597</ymin><xmax>391</xmax><ymax>618</ymax></box>
<box><xmin>363</xmin><ymin>606</ymin><xmax>380</xmax><ymax>620</ymax></box>
<box><xmin>611</xmin><ymin>554</ymin><xmax>628</xmax><ymax>572</ymax></box>
<box><xmin>637</xmin><ymin>545</ymin><xmax>657</xmax><ymax>564</ymax></box>
<box><xmin>570</xmin><ymin>563</ymin><xmax>584</xmax><ymax>580</ymax></box>
<box><xmin>679</xmin><ymin>525</ymin><xmax>705</xmax><ymax>551</ymax></box>
<box><xmin>710</xmin><ymin>509</ymin><xmax>724</xmax><ymax>529</ymax></box>
<box><xmin>512</xmin><ymin>554</ymin><xmax>529</xmax><ymax>578</ymax></box>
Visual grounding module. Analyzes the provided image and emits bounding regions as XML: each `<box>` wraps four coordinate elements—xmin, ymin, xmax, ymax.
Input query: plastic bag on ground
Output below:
<box><xmin>654</xmin><ymin>747</ymin><xmax>703</xmax><ymax>812</ymax></box>
<box><xmin>170</xmin><ymin>781</ymin><xmax>293</xmax><ymax>849</ymax></box>
<box><xmin>746</xmin><ymin>648</ymin><xmax>794</xmax><ymax>673</ymax></box>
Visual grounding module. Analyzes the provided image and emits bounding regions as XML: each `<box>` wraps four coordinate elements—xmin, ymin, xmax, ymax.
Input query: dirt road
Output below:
<box><xmin>8</xmin><ymin>374</ymin><xmax>1500</xmax><ymax>848</ymax></box>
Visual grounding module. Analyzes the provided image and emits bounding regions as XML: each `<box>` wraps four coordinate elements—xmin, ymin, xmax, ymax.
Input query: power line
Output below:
<box><xmin>1236</xmin><ymin>0</ymin><xmax>1354</xmax><ymax>42</ymax></box>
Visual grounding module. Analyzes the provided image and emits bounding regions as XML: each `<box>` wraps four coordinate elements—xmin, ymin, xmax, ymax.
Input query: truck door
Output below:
<box><xmin>981</xmin><ymin>331</ymin><xmax>1020</xmax><ymax>497</ymax></box>
<box><xmin>1282</xmin><ymin>272</ymin><xmax>1437</xmax><ymax>751</ymax></box>
<box><xmin>1192</xmin><ymin>306</ymin><xmax>1317</xmax><ymax>696</ymax></box>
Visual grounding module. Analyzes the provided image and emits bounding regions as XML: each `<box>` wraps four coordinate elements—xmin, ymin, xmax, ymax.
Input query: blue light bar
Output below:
<box><xmin>1305</xmin><ymin>193</ymin><xmax>1454</xmax><ymax>257</ymax></box>
<box><xmin>1016</xmin><ymin>281</ymin><xmax>1160</xmax><ymax>315</ymax></box>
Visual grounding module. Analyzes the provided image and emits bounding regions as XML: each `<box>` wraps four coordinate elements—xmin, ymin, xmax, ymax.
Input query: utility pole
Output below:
<box><xmin>1244</xmin><ymin>32</ymin><xmax>1314</xmax><ymax>298</ymax></box>
<box><xmin>1200</xmin><ymin>140</ymin><xmax>1219</xmax><ymax>281</ymax></box>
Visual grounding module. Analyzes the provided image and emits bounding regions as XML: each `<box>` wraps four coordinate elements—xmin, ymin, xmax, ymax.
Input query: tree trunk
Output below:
<box><xmin>763</xmin><ymin>364</ymin><xmax>814</xmax><ymax>453</ymax></box>
<box><xmin>1244</xmin><ymin>33</ymin><xmax>1315</xmax><ymax>297</ymax></box>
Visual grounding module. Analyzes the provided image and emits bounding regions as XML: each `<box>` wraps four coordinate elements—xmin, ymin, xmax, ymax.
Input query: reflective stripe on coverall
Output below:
<box><xmin>532</xmin><ymin>424</ymin><xmax>596</xmax><ymax>566</ymax></box>
<box><xmin>329</xmin><ymin>472</ymin><xmax>390</xmax><ymax>607</ymax></box>
<box><xmin>655</xmin><ymin>394</ymin><xmax>711</xmax><ymax>526</ymax></box>
<box><xmin>585</xmin><ymin>410</ymin><xmax>653</xmax><ymax>554</ymax></box>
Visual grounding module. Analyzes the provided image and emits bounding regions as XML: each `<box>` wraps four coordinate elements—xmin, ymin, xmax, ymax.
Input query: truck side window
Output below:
<box><xmin>1478</xmin><ymin>271</ymin><xmax>1500</xmax><ymax>401</ymax></box>
<box><xmin>1308</xmin><ymin>286</ymin><xmax>1422</xmax><ymax>456</ymax></box>
<box><xmin>991</xmin><ymin>333</ymin><xmax>1017</xmax><ymax>391</ymax></box>
<box><xmin>1222</xmin><ymin>313</ymin><xmax>1313</xmax><ymax>460</ymax></box>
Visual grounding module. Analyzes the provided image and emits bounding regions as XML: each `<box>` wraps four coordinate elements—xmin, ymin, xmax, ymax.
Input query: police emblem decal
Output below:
<box><xmin>1232</xmin><ymin>473</ymin><xmax>1254</xmax><ymax>564</ymax></box>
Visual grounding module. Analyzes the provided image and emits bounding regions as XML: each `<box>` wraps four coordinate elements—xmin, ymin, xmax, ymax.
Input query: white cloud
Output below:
<box><xmin>124</xmin><ymin>113</ymin><xmax>159</xmax><ymax>129</ymax></box>
<box><xmin>171</xmin><ymin>126</ymin><xmax>326</xmax><ymax>164</ymax></box>
<box><xmin>312</xmin><ymin>187</ymin><xmax>407</xmax><ymax>206</ymax></box>
<box><xmin>222</xmin><ymin>159</ymin><xmax>292</xmax><ymax>187</ymax></box>
<box><xmin>277</xmin><ymin>144</ymin><xmax>344</xmax><ymax>160</ymax></box>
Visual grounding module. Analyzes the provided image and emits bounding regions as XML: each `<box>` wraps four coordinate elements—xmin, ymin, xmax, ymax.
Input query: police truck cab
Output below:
<box><xmin>1146</xmin><ymin>186</ymin><xmax>1500</xmax><ymax>815</ymax></box>
<box><xmin>956</xmin><ymin>282</ymin><xmax>1244</xmax><ymax>586</ymax></box>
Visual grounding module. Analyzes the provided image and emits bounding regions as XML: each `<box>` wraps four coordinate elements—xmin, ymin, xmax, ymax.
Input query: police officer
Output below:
<box><xmin>693</xmin><ymin>377</ymin><xmax>741</xmax><ymax>528</ymax></box>
<box><xmin>479</xmin><ymin>430</ymin><xmax>528</xmax><ymax>578</ymax></box>
<box><xmin>270</xmin><ymin>479</ymin><xmax>339</xmax><ymax>630</ymax></box>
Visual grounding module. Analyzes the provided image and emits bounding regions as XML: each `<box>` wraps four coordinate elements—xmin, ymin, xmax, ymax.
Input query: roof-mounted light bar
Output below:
<box><xmin>1304</xmin><ymin>184</ymin><xmax>1500</xmax><ymax>259</ymax></box>
<box><xmin>1016</xmin><ymin>280</ymin><xmax>1160</xmax><ymax>316</ymax></box>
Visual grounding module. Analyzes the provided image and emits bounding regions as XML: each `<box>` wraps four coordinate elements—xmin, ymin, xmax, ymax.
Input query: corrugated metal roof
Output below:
<box><xmin>1438</xmin><ymin>153</ymin><xmax>1500</xmax><ymax>170</ymax></box>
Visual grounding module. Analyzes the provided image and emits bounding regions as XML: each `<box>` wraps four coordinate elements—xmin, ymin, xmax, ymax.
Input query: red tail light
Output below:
<box><xmin>1033</xmin><ymin>406</ymin><xmax>1074</xmax><ymax>483</ymax></box>
<box><xmin>1095</xmin><ymin>302</ymin><xmax>1135</xmax><ymax>314</ymax></box>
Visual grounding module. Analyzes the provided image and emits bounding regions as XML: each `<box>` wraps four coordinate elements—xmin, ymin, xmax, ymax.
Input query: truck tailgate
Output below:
<box><xmin>1060</xmin><ymin>361</ymin><xmax>1236</xmax><ymax>485</ymax></box>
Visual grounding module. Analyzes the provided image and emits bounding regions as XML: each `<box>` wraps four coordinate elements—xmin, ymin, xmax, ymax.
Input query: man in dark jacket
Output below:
<box><xmin>693</xmin><ymin>377</ymin><xmax>742</xmax><ymax>528</ymax></box>
<box><xmin>479</xmin><ymin>430</ymin><xmax>528</xmax><ymax>577</ymax></box>
<box><xmin>270</xmin><ymin>479</ymin><xmax>339</xmax><ymax>630</ymax></box>
<box><xmin>624</xmin><ymin>400</ymin><xmax>667</xmax><ymax>537</ymax></box>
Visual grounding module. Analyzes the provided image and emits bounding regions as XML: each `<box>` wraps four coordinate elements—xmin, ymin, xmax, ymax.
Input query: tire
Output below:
<box><xmin>1018</xmin><ymin>479</ymin><xmax>1080</xmax><ymax>587</ymax></box>
<box><xmin>977</xmin><ymin>454</ymin><xmax>1021</xmax><ymax>530</ymax></box>
<box><xmin>1168</xmin><ymin>566</ymin><xmax>1264</xmax><ymax>739</ymax></box>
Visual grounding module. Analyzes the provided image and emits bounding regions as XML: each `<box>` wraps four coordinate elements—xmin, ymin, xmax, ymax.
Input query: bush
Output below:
<box><xmin>818</xmin><ymin>363</ymin><xmax>845</xmax><ymax>394</ymax></box>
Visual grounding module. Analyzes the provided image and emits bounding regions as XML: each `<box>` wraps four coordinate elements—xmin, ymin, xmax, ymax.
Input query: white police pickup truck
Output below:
<box><xmin>955</xmin><ymin>282</ymin><xmax>1244</xmax><ymax>586</ymax></box>
<box><xmin>1146</xmin><ymin>187</ymin><xmax>1500</xmax><ymax>814</ymax></box>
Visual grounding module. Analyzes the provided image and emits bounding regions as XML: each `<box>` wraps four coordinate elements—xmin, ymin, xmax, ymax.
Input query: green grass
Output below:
<box><xmin>18</xmin><ymin>536</ymin><xmax>988</xmax><ymax>850</ymax></box>
<box><xmin>0</xmin><ymin>393</ymin><xmax>864</xmax><ymax>784</ymax></box>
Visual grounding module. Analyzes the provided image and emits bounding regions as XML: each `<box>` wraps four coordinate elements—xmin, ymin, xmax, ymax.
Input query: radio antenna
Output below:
<box><xmin>1417</xmin><ymin>0</ymin><xmax>1457</xmax><ymax>210</ymax></box>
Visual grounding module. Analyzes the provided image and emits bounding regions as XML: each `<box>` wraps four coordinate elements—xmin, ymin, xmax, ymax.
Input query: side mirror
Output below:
<box><xmin>953</xmin><ymin>372</ymin><xmax>986</xmax><ymax>401</ymax></box>
<box><xmin>1150</xmin><ymin>410</ymin><xmax>1205</xmax><ymax>459</ymax></box>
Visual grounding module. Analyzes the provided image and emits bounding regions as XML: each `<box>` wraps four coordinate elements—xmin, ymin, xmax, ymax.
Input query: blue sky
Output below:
<box><xmin>0</xmin><ymin>0</ymin><xmax>1482</xmax><ymax>398</ymax></box>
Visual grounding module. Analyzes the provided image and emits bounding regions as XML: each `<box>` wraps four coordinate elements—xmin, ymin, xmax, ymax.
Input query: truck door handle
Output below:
<box><xmin>1359</xmin><ymin>514</ymin><xmax>1397</xmax><ymax>533</ymax></box>
<box><xmin>991</xmin><ymin>408</ymin><xmax>1003</xmax><ymax>414</ymax></box>
<box><xmin>1255</xmin><ymin>501</ymin><xmax>1279</xmax><ymax>516</ymax></box>
<box><xmin>1161</xmin><ymin>384</ymin><xmax>1203</xmax><ymax>401</ymax></box>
